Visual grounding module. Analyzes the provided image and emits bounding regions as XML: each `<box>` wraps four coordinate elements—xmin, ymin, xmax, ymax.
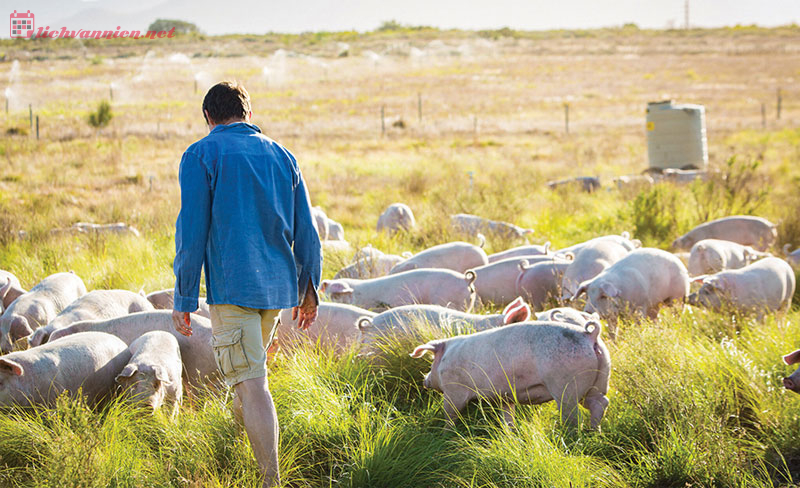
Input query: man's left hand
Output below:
<box><xmin>172</xmin><ymin>309</ymin><xmax>193</xmax><ymax>336</ymax></box>
<box><xmin>292</xmin><ymin>281</ymin><xmax>318</xmax><ymax>331</ymax></box>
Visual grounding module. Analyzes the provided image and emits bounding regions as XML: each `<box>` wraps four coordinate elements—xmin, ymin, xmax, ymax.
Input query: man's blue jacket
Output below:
<box><xmin>173</xmin><ymin>122</ymin><xmax>322</xmax><ymax>312</ymax></box>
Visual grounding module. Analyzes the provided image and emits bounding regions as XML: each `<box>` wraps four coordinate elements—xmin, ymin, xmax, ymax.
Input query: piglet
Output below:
<box><xmin>688</xmin><ymin>257</ymin><xmax>795</xmax><ymax>317</ymax></box>
<box><xmin>116</xmin><ymin>331</ymin><xmax>183</xmax><ymax>415</ymax></box>
<box><xmin>411</xmin><ymin>319</ymin><xmax>610</xmax><ymax>428</ymax></box>
<box><xmin>29</xmin><ymin>289</ymin><xmax>154</xmax><ymax>347</ymax></box>
<box><xmin>358</xmin><ymin>297</ymin><xmax>531</xmax><ymax>350</ymax></box>
<box><xmin>0</xmin><ymin>331</ymin><xmax>130</xmax><ymax>407</ymax></box>
<box><xmin>389</xmin><ymin>241</ymin><xmax>488</xmax><ymax>275</ymax></box>
<box><xmin>0</xmin><ymin>272</ymin><xmax>87</xmax><ymax>353</ymax></box>
<box><xmin>782</xmin><ymin>349</ymin><xmax>800</xmax><ymax>393</ymax></box>
<box><xmin>671</xmin><ymin>215</ymin><xmax>777</xmax><ymax>252</ymax></box>
<box><xmin>276</xmin><ymin>302</ymin><xmax>377</xmax><ymax>353</ymax></box>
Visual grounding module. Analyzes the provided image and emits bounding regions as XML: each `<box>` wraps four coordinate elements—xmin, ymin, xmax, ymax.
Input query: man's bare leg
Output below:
<box><xmin>234</xmin><ymin>375</ymin><xmax>280</xmax><ymax>488</ymax></box>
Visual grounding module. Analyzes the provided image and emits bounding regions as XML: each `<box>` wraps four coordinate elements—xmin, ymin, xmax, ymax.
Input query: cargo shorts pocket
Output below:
<box><xmin>212</xmin><ymin>329</ymin><xmax>251</xmax><ymax>378</ymax></box>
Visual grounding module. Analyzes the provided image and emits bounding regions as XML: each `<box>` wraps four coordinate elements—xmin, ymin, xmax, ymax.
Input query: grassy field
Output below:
<box><xmin>1</xmin><ymin>26</ymin><xmax>800</xmax><ymax>486</ymax></box>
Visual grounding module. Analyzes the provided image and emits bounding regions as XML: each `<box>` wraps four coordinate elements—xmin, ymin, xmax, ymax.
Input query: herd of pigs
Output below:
<box><xmin>1</xmin><ymin>202</ymin><xmax>800</xmax><ymax>430</ymax></box>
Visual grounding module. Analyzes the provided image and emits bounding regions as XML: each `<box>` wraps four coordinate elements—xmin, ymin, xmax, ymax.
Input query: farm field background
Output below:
<box><xmin>1</xmin><ymin>26</ymin><xmax>800</xmax><ymax>487</ymax></box>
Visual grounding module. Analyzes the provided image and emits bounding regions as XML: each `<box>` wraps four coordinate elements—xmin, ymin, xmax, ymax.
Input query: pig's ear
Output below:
<box><xmin>631</xmin><ymin>239</ymin><xmax>642</xmax><ymax>248</ymax></box>
<box><xmin>503</xmin><ymin>301</ymin><xmax>531</xmax><ymax>324</ymax></box>
<box><xmin>691</xmin><ymin>275</ymin><xmax>708</xmax><ymax>284</ymax></box>
<box><xmin>9</xmin><ymin>316</ymin><xmax>33</xmax><ymax>339</ymax></box>
<box><xmin>153</xmin><ymin>366</ymin><xmax>170</xmax><ymax>385</ymax></box>
<box><xmin>115</xmin><ymin>364</ymin><xmax>137</xmax><ymax>383</ymax></box>
<box><xmin>548</xmin><ymin>309</ymin><xmax>565</xmax><ymax>322</ymax></box>
<box><xmin>543</xmin><ymin>241</ymin><xmax>551</xmax><ymax>254</ymax></box>
<box><xmin>401</xmin><ymin>251</ymin><xmax>413</xmax><ymax>259</ymax></box>
<box><xmin>600</xmin><ymin>282</ymin><xmax>620</xmax><ymax>298</ymax></box>
<box><xmin>784</xmin><ymin>350</ymin><xmax>800</xmax><ymax>365</ymax></box>
<box><xmin>0</xmin><ymin>358</ymin><xmax>23</xmax><ymax>376</ymax></box>
<box><xmin>319</xmin><ymin>280</ymin><xmax>331</xmax><ymax>293</ymax></box>
<box><xmin>570</xmin><ymin>283</ymin><xmax>589</xmax><ymax>301</ymax></box>
<box><xmin>410</xmin><ymin>343</ymin><xmax>437</xmax><ymax>358</ymax></box>
<box><xmin>503</xmin><ymin>297</ymin><xmax>523</xmax><ymax>313</ymax></box>
<box><xmin>621</xmin><ymin>231</ymin><xmax>630</xmax><ymax>240</ymax></box>
<box><xmin>356</xmin><ymin>317</ymin><xmax>373</xmax><ymax>332</ymax></box>
<box><xmin>326</xmin><ymin>282</ymin><xmax>354</xmax><ymax>295</ymax></box>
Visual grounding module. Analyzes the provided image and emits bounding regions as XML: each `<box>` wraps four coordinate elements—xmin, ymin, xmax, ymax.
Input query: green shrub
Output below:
<box><xmin>625</xmin><ymin>184</ymin><xmax>685</xmax><ymax>247</ymax></box>
<box><xmin>689</xmin><ymin>157</ymin><xmax>769</xmax><ymax>223</ymax></box>
<box><xmin>87</xmin><ymin>101</ymin><xmax>113</xmax><ymax>129</ymax></box>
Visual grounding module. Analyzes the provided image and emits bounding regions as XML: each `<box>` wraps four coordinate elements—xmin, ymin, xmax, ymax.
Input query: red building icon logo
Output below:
<box><xmin>10</xmin><ymin>10</ymin><xmax>34</xmax><ymax>38</ymax></box>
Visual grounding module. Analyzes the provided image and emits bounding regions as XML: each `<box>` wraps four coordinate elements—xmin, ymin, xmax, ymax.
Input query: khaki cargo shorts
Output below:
<box><xmin>209</xmin><ymin>304</ymin><xmax>280</xmax><ymax>387</ymax></box>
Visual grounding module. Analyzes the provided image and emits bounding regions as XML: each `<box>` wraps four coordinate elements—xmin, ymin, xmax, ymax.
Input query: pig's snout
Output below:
<box><xmin>784</xmin><ymin>377</ymin><xmax>799</xmax><ymax>392</ymax></box>
<box><xmin>686</xmin><ymin>292</ymin><xmax>698</xmax><ymax>306</ymax></box>
<box><xmin>422</xmin><ymin>373</ymin><xmax>431</xmax><ymax>389</ymax></box>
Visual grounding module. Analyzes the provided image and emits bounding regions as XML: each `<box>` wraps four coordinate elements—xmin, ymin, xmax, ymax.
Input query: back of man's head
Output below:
<box><xmin>202</xmin><ymin>81</ymin><xmax>251</xmax><ymax>124</ymax></box>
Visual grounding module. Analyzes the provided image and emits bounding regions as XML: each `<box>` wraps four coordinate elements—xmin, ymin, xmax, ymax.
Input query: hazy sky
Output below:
<box><xmin>6</xmin><ymin>0</ymin><xmax>800</xmax><ymax>36</ymax></box>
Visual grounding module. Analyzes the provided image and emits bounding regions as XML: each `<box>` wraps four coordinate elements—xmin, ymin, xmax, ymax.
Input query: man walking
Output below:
<box><xmin>172</xmin><ymin>80</ymin><xmax>322</xmax><ymax>487</ymax></box>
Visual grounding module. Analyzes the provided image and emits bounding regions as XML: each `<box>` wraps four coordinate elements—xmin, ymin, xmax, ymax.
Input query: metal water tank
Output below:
<box><xmin>646</xmin><ymin>100</ymin><xmax>708</xmax><ymax>170</ymax></box>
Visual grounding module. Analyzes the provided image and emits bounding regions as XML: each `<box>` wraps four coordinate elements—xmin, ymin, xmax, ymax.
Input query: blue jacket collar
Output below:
<box><xmin>209</xmin><ymin>122</ymin><xmax>262</xmax><ymax>135</ymax></box>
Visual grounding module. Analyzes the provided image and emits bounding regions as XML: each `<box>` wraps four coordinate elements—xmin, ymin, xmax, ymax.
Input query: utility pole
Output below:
<box><xmin>684</xmin><ymin>0</ymin><xmax>690</xmax><ymax>30</ymax></box>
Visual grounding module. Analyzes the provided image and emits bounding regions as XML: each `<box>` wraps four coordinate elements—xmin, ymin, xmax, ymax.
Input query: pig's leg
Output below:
<box><xmin>442</xmin><ymin>389</ymin><xmax>470</xmax><ymax>425</ymax></box>
<box><xmin>500</xmin><ymin>401</ymin><xmax>515</xmax><ymax>427</ymax></box>
<box><xmin>552</xmin><ymin>383</ymin><xmax>581</xmax><ymax>427</ymax></box>
<box><xmin>582</xmin><ymin>394</ymin><xmax>609</xmax><ymax>431</ymax></box>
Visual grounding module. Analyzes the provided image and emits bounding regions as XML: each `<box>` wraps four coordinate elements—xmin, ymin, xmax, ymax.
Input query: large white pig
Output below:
<box><xmin>561</xmin><ymin>240</ymin><xmax>631</xmax><ymax>297</ymax></box>
<box><xmin>468</xmin><ymin>256</ymin><xmax>559</xmax><ymax>307</ymax></box>
<box><xmin>687</xmin><ymin>257</ymin><xmax>795</xmax><ymax>316</ymax></box>
<box><xmin>377</xmin><ymin>203</ymin><xmax>416</xmax><ymax>234</ymax></box>
<box><xmin>556</xmin><ymin>232</ymin><xmax>641</xmax><ymax>256</ymax></box>
<box><xmin>783</xmin><ymin>244</ymin><xmax>800</xmax><ymax>270</ymax></box>
<box><xmin>450</xmin><ymin>213</ymin><xmax>533</xmax><ymax>241</ymax></box>
<box><xmin>320</xmin><ymin>269</ymin><xmax>476</xmax><ymax>312</ymax></box>
<box><xmin>29</xmin><ymin>289</ymin><xmax>154</xmax><ymax>347</ymax></box>
<box><xmin>0</xmin><ymin>272</ymin><xmax>87</xmax><ymax>353</ymax></box>
<box><xmin>311</xmin><ymin>206</ymin><xmax>330</xmax><ymax>239</ymax></box>
<box><xmin>572</xmin><ymin>248</ymin><xmax>690</xmax><ymax>324</ymax></box>
<box><xmin>486</xmin><ymin>242</ymin><xmax>551</xmax><ymax>263</ymax></box>
<box><xmin>0</xmin><ymin>331</ymin><xmax>130</xmax><ymax>407</ymax></box>
<box><xmin>116</xmin><ymin>331</ymin><xmax>183</xmax><ymax>415</ymax></box>
<box><xmin>515</xmin><ymin>259</ymin><xmax>572</xmax><ymax>311</ymax></box>
<box><xmin>334</xmin><ymin>253</ymin><xmax>407</xmax><ymax>279</ymax></box>
<box><xmin>0</xmin><ymin>270</ymin><xmax>25</xmax><ymax>314</ymax></box>
<box><xmin>547</xmin><ymin>176</ymin><xmax>601</xmax><ymax>193</ymax></box>
<box><xmin>48</xmin><ymin>310</ymin><xmax>218</xmax><ymax>389</ymax></box>
<box><xmin>688</xmin><ymin>239</ymin><xmax>769</xmax><ymax>276</ymax></box>
<box><xmin>357</xmin><ymin>297</ymin><xmax>532</xmax><ymax>349</ymax></box>
<box><xmin>327</xmin><ymin>221</ymin><xmax>345</xmax><ymax>241</ymax></box>
<box><xmin>276</xmin><ymin>303</ymin><xmax>377</xmax><ymax>353</ymax></box>
<box><xmin>144</xmin><ymin>289</ymin><xmax>210</xmax><ymax>318</ymax></box>
<box><xmin>389</xmin><ymin>241</ymin><xmax>488</xmax><ymax>275</ymax></box>
<box><xmin>410</xmin><ymin>320</ymin><xmax>610</xmax><ymax>428</ymax></box>
<box><xmin>781</xmin><ymin>349</ymin><xmax>800</xmax><ymax>393</ymax></box>
<box><xmin>671</xmin><ymin>215</ymin><xmax>777</xmax><ymax>252</ymax></box>
<box><xmin>535</xmin><ymin>307</ymin><xmax>600</xmax><ymax>327</ymax></box>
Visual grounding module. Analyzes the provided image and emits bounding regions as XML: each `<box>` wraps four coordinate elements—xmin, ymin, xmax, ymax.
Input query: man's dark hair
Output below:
<box><xmin>202</xmin><ymin>81</ymin><xmax>251</xmax><ymax>124</ymax></box>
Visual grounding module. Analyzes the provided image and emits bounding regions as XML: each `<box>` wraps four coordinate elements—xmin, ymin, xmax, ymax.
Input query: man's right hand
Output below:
<box><xmin>292</xmin><ymin>282</ymin><xmax>318</xmax><ymax>331</ymax></box>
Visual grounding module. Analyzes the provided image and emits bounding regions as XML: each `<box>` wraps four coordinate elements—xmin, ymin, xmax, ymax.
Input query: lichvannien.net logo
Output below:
<box><xmin>10</xmin><ymin>10</ymin><xmax>34</xmax><ymax>38</ymax></box>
